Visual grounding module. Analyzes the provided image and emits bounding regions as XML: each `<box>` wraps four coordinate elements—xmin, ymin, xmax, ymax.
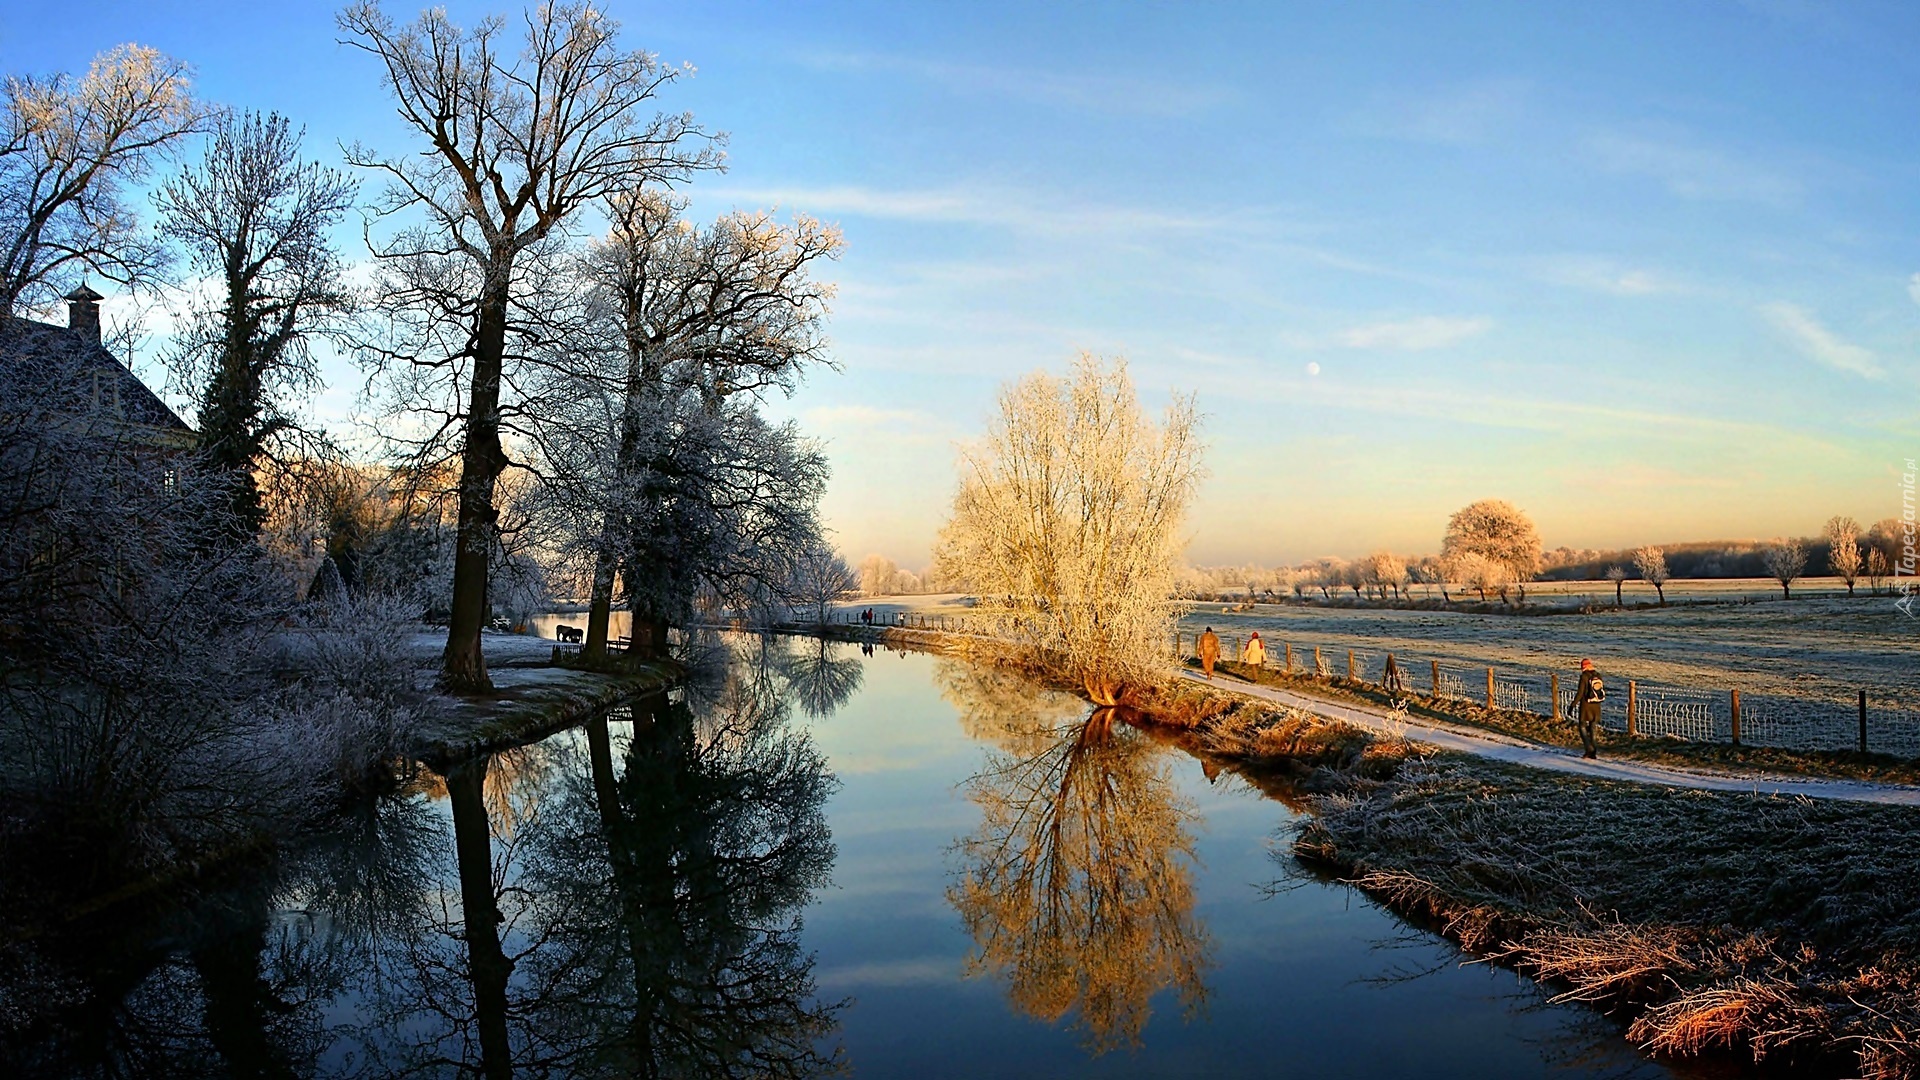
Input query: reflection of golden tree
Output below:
<box><xmin>933</xmin><ymin>655</ymin><xmax>1088</xmax><ymax>753</ymax></box>
<box><xmin>951</xmin><ymin>709</ymin><xmax>1212</xmax><ymax>1054</ymax></box>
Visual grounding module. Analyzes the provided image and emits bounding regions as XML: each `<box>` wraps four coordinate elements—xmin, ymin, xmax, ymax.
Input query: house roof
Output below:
<box><xmin>0</xmin><ymin>313</ymin><xmax>193</xmax><ymax>437</ymax></box>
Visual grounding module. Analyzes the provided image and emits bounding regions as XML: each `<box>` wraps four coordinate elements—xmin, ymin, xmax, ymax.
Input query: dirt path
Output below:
<box><xmin>1183</xmin><ymin>668</ymin><xmax>1920</xmax><ymax>806</ymax></box>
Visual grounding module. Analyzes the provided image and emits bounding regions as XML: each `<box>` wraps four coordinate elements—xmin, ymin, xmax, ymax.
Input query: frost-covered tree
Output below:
<box><xmin>1764</xmin><ymin>537</ymin><xmax>1808</xmax><ymax>599</ymax></box>
<box><xmin>1448</xmin><ymin>550</ymin><xmax>1509</xmax><ymax>602</ymax></box>
<box><xmin>858</xmin><ymin>553</ymin><xmax>902</xmax><ymax>596</ymax></box>
<box><xmin>1440</xmin><ymin>499</ymin><xmax>1541</xmax><ymax>602</ymax></box>
<box><xmin>155</xmin><ymin>110</ymin><xmax>356</xmax><ymax>540</ymax></box>
<box><xmin>339</xmin><ymin>1</ymin><xmax>718</xmax><ymax>690</ymax></box>
<box><xmin>1305</xmin><ymin>557</ymin><xmax>1345</xmax><ymax>601</ymax></box>
<box><xmin>1824</xmin><ymin>515</ymin><xmax>1862</xmax><ymax>597</ymax></box>
<box><xmin>547</xmin><ymin>190</ymin><xmax>840</xmax><ymax>659</ymax></box>
<box><xmin>789</xmin><ymin>543</ymin><xmax>857</xmax><ymax>626</ymax></box>
<box><xmin>0</xmin><ymin>44</ymin><xmax>204</xmax><ymax>316</ymax></box>
<box><xmin>1363</xmin><ymin>551</ymin><xmax>1407</xmax><ymax>601</ymax></box>
<box><xmin>1632</xmin><ymin>545</ymin><xmax>1670</xmax><ymax>605</ymax></box>
<box><xmin>935</xmin><ymin>355</ymin><xmax>1203</xmax><ymax>705</ymax></box>
<box><xmin>1867</xmin><ymin>547</ymin><xmax>1891</xmax><ymax>595</ymax></box>
<box><xmin>1605</xmin><ymin>565</ymin><xmax>1628</xmax><ymax>606</ymax></box>
<box><xmin>0</xmin><ymin>369</ymin><xmax>420</xmax><ymax>894</ymax></box>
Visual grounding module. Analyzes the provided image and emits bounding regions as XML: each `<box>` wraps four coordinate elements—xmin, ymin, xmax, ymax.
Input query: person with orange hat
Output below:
<box><xmin>1244</xmin><ymin>631</ymin><xmax>1266</xmax><ymax>669</ymax></box>
<box><xmin>1574</xmin><ymin>658</ymin><xmax>1606</xmax><ymax>759</ymax></box>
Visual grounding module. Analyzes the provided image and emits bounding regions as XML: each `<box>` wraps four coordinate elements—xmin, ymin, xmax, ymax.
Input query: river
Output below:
<box><xmin>0</xmin><ymin>634</ymin><xmax>1737</xmax><ymax>1077</ymax></box>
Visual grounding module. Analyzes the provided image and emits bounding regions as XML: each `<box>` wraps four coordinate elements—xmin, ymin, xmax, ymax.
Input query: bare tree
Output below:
<box><xmin>1867</xmin><ymin>547</ymin><xmax>1890</xmax><ymax>595</ymax></box>
<box><xmin>1632</xmin><ymin>546</ymin><xmax>1669</xmax><ymax>605</ymax></box>
<box><xmin>789</xmin><ymin>543</ymin><xmax>856</xmax><ymax>627</ymax></box>
<box><xmin>1868</xmin><ymin>516</ymin><xmax>1915</xmax><ymax>599</ymax></box>
<box><xmin>1307</xmin><ymin>557</ymin><xmax>1345</xmax><ymax>601</ymax></box>
<box><xmin>0</xmin><ymin>44</ymin><xmax>204</xmax><ymax>316</ymax></box>
<box><xmin>339</xmin><ymin>1</ymin><xmax>717</xmax><ymax>690</ymax></box>
<box><xmin>155</xmin><ymin>110</ymin><xmax>356</xmax><ymax>539</ymax></box>
<box><xmin>559</xmin><ymin>191</ymin><xmax>840</xmax><ymax>659</ymax></box>
<box><xmin>1440</xmin><ymin>499</ymin><xmax>1540</xmax><ymax>603</ymax></box>
<box><xmin>1605</xmin><ymin>565</ymin><xmax>1627</xmax><ymax>607</ymax></box>
<box><xmin>1763</xmin><ymin>537</ymin><xmax>1807</xmax><ymax>599</ymax></box>
<box><xmin>1824</xmin><ymin>515</ymin><xmax>1862</xmax><ymax>597</ymax></box>
<box><xmin>936</xmin><ymin>355</ymin><xmax>1203</xmax><ymax>705</ymax></box>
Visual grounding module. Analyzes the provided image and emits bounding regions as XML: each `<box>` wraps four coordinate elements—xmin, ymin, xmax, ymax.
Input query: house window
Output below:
<box><xmin>162</xmin><ymin>468</ymin><xmax>178</xmax><ymax>494</ymax></box>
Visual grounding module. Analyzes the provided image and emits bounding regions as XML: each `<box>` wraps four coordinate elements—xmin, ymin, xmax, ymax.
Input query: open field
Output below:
<box><xmin>1186</xmin><ymin>594</ymin><xmax>1920</xmax><ymax>757</ymax></box>
<box><xmin>839</xmin><ymin>588</ymin><xmax>1920</xmax><ymax>757</ymax></box>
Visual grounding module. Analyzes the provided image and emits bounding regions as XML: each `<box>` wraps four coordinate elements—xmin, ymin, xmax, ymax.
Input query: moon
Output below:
<box><xmin>1305</xmin><ymin>362</ymin><xmax>1321</xmax><ymax>376</ymax></box>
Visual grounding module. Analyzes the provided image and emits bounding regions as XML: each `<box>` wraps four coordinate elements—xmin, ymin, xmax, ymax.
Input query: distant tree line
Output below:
<box><xmin>1178</xmin><ymin>503</ymin><xmax>1905</xmax><ymax>606</ymax></box>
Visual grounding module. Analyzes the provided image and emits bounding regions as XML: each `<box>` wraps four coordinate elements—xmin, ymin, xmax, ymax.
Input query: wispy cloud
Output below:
<box><xmin>1532</xmin><ymin>255</ymin><xmax>1688</xmax><ymax>297</ymax></box>
<box><xmin>799</xmin><ymin>51</ymin><xmax>1231</xmax><ymax>117</ymax></box>
<box><xmin>1324</xmin><ymin>315</ymin><xmax>1493</xmax><ymax>351</ymax></box>
<box><xmin>1761</xmin><ymin>302</ymin><xmax>1882</xmax><ymax>379</ymax></box>
<box><xmin>1584</xmin><ymin>130</ymin><xmax>1802</xmax><ymax>205</ymax></box>
<box><xmin>1907</xmin><ymin>273</ymin><xmax>1920</xmax><ymax>308</ymax></box>
<box><xmin>700</xmin><ymin>182</ymin><xmax>1230</xmax><ymax>239</ymax></box>
<box><xmin>1351</xmin><ymin>78</ymin><xmax>1531</xmax><ymax>145</ymax></box>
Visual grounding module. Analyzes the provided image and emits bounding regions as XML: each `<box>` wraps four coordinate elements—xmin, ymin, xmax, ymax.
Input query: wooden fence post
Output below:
<box><xmin>1431</xmin><ymin>660</ymin><xmax>1440</xmax><ymax>696</ymax></box>
<box><xmin>1859</xmin><ymin>689</ymin><xmax>1868</xmax><ymax>753</ymax></box>
<box><xmin>1284</xmin><ymin>642</ymin><xmax>1293</xmax><ymax>672</ymax></box>
<box><xmin>1486</xmin><ymin>667</ymin><xmax>1496</xmax><ymax>710</ymax></box>
<box><xmin>1347</xmin><ymin>650</ymin><xmax>1356</xmax><ymax>680</ymax></box>
<box><xmin>1730</xmin><ymin>689</ymin><xmax>1741</xmax><ymax>746</ymax></box>
<box><xmin>1313</xmin><ymin>646</ymin><xmax>1322</xmax><ymax>677</ymax></box>
<box><xmin>1626</xmin><ymin>680</ymin><xmax>1637</xmax><ymax>737</ymax></box>
<box><xmin>1550</xmin><ymin>672</ymin><xmax>1561</xmax><ymax>723</ymax></box>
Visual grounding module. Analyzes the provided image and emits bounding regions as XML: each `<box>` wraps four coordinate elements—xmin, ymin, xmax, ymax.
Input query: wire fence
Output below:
<box><xmin>1170</xmin><ymin>629</ymin><xmax>1920</xmax><ymax>760</ymax></box>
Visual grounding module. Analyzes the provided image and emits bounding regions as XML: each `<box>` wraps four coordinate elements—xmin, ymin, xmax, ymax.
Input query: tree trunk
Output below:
<box><xmin>449</xmin><ymin>759</ymin><xmax>513</xmax><ymax>1080</ymax></box>
<box><xmin>442</xmin><ymin>276</ymin><xmax>512</xmax><ymax>692</ymax></box>
<box><xmin>583</xmin><ymin>538</ymin><xmax>617</xmax><ymax>660</ymax></box>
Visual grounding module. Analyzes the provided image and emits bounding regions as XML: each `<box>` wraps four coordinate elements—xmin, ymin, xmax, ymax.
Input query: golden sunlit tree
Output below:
<box><xmin>935</xmin><ymin>354</ymin><xmax>1204</xmax><ymax>705</ymax></box>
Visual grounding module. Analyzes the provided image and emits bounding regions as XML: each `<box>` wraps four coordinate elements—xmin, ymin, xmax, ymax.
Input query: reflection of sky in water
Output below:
<box><xmin>6</xmin><ymin>635</ymin><xmax>1734</xmax><ymax>1078</ymax></box>
<box><xmin>798</xmin><ymin>642</ymin><xmax>1712</xmax><ymax>1079</ymax></box>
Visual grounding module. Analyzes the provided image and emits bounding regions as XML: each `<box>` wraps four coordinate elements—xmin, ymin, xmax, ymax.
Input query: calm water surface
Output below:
<box><xmin>4</xmin><ymin>635</ymin><xmax>1736</xmax><ymax>1078</ymax></box>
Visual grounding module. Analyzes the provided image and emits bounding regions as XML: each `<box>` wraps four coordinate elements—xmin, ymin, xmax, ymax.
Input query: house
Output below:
<box><xmin>0</xmin><ymin>285</ymin><xmax>195</xmax><ymax>450</ymax></box>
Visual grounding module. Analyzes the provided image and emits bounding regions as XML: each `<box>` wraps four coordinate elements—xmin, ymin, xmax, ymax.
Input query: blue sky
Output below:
<box><xmin>5</xmin><ymin>1</ymin><xmax>1916</xmax><ymax>566</ymax></box>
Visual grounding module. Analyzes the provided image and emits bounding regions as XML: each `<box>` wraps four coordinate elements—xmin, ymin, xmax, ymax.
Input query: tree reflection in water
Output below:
<box><xmin>406</xmin><ymin>663</ymin><xmax>847</xmax><ymax>1078</ymax></box>
<box><xmin>778</xmin><ymin>636</ymin><xmax>864</xmax><ymax>721</ymax></box>
<box><xmin>943</xmin><ymin>656</ymin><xmax>1213</xmax><ymax>1054</ymax></box>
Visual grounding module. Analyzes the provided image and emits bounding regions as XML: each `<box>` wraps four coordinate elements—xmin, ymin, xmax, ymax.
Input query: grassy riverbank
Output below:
<box><xmin>1135</xmin><ymin>679</ymin><xmax>1920</xmax><ymax>1079</ymax></box>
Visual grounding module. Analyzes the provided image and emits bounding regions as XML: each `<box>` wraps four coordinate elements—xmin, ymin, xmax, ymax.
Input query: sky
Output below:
<box><xmin>4</xmin><ymin>0</ymin><xmax>1917</xmax><ymax>567</ymax></box>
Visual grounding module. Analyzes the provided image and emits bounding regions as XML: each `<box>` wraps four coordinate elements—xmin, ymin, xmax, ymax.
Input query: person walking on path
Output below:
<box><xmin>1243</xmin><ymin>631</ymin><xmax>1266</xmax><ymax>669</ymax></box>
<box><xmin>1198</xmin><ymin>627</ymin><xmax>1221</xmax><ymax>679</ymax></box>
<box><xmin>1575</xmin><ymin>658</ymin><xmax>1606</xmax><ymax>759</ymax></box>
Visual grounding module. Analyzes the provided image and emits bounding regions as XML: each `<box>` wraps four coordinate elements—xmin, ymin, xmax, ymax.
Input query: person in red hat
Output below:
<box><xmin>1574</xmin><ymin>658</ymin><xmax>1606</xmax><ymax>759</ymax></box>
<box><xmin>1244</xmin><ymin>631</ymin><xmax>1266</xmax><ymax>669</ymax></box>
